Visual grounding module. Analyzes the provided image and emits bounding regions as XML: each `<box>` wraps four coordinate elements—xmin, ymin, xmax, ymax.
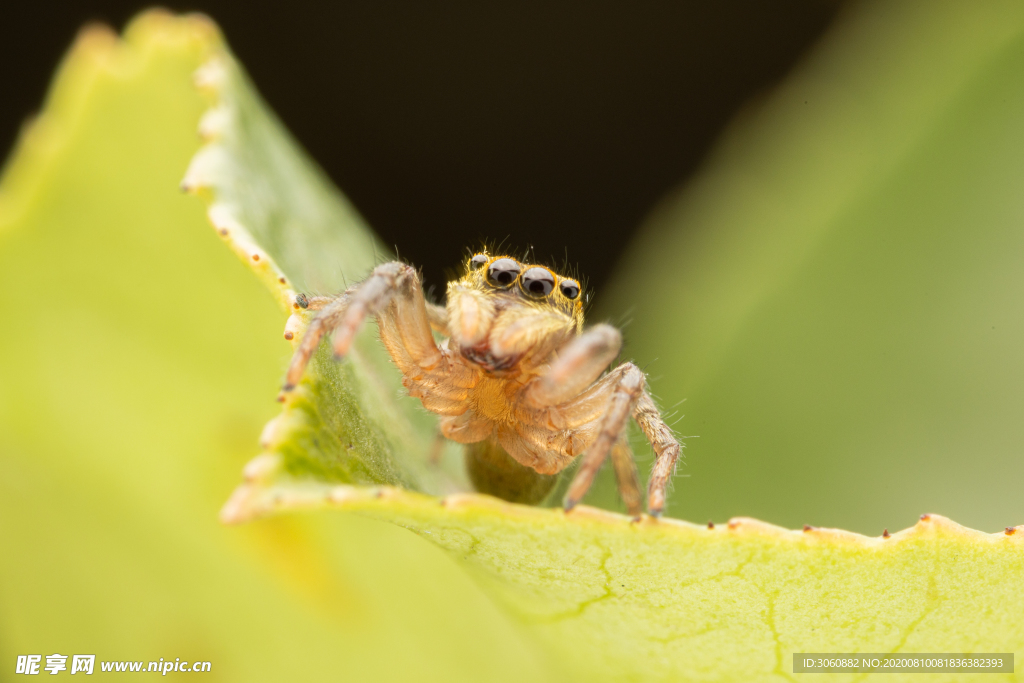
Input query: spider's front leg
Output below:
<box><xmin>561</xmin><ymin>363</ymin><xmax>647</xmax><ymax>516</ymax></box>
<box><xmin>282</xmin><ymin>261</ymin><xmax>441</xmax><ymax>391</ymax></box>
<box><xmin>521</xmin><ymin>325</ymin><xmax>646</xmax><ymax>516</ymax></box>
<box><xmin>633</xmin><ymin>391</ymin><xmax>682</xmax><ymax>516</ymax></box>
<box><xmin>550</xmin><ymin>359</ymin><xmax>681</xmax><ymax>518</ymax></box>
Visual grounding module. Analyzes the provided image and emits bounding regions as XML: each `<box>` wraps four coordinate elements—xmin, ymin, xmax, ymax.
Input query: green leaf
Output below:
<box><xmin>183</xmin><ymin>6</ymin><xmax>1024</xmax><ymax>681</ymax></box>
<box><xmin>225</xmin><ymin>479</ymin><xmax>1024</xmax><ymax>681</ymax></box>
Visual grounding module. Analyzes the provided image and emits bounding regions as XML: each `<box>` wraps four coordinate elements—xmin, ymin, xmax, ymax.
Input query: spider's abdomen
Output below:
<box><xmin>464</xmin><ymin>438</ymin><xmax>558</xmax><ymax>505</ymax></box>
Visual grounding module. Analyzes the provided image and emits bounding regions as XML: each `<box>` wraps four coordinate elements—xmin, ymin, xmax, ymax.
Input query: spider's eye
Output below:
<box><xmin>487</xmin><ymin>258</ymin><xmax>521</xmax><ymax>287</ymax></box>
<box><xmin>520</xmin><ymin>267</ymin><xmax>555</xmax><ymax>297</ymax></box>
<box><xmin>470</xmin><ymin>254</ymin><xmax>488</xmax><ymax>269</ymax></box>
<box><xmin>560</xmin><ymin>279</ymin><xmax>580</xmax><ymax>300</ymax></box>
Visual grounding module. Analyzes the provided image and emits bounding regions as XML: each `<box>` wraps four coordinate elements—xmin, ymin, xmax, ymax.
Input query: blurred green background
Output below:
<box><xmin>1</xmin><ymin>1</ymin><xmax>1022</xmax><ymax>681</ymax></box>
<box><xmin>594</xmin><ymin>0</ymin><xmax>1024</xmax><ymax>536</ymax></box>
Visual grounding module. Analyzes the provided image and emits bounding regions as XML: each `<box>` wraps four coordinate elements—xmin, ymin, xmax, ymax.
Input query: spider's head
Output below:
<box><xmin>446</xmin><ymin>252</ymin><xmax>584</xmax><ymax>375</ymax></box>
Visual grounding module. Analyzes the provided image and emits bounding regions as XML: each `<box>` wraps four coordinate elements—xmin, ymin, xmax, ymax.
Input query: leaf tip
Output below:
<box><xmin>70</xmin><ymin>23</ymin><xmax>120</xmax><ymax>62</ymax></box>
<box><xmin>123</xmin><ymin>8</ymin><xmax>223</xmax><ymax>50</ymax></box>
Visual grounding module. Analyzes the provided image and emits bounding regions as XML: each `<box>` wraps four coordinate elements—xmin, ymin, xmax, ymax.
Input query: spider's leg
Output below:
<box><xmin>523</xmin><ymin>324</ymin><xmax>621</xmax><ymax>408</ymax></box>
<box><xmin>283</xmin><ymin>294</ymin><xmax>351</xmax><ymax>390</ymax></box>
<box><xmin>425</xmin><ymin>301</ymin><xmax>450</xmax><ymax>336</ymax></box>
<box><xmin>439</xmin><ymin>411</ymin><xmax>493</xmax><ymax>444</ymax></box>
<box><xmin>331</xmin><ymin>262</ymin><xmax>440</xmax><ymax>368</ymax></box>
<box><xmin>610</xmin><ymin>436</ymin><xmax>643</xmax><ymax>519</ymax></box>
<box><xmin>515</xmin><ymin>362</ymin><xmax>633</xmax><ymax>432</ymax></box>
<box><xmin>503</xmin><ymin>330</ymin><xmax>625</xmax><ymax>479</ymax></box>
<box><xmin>283</xmin><ymin>261</ymin><xmax>441</xmax><ymax>391</ymax></box>
<box><xmin>509</xmin><ymin>364</ymin><xmax>634</xmax><ymax>477</ymax></box>
<box><xmin>299</xmin><ymin>295</ymin><xmax>335</xmax><ymax>311</ymax></box>
<box><xmin>375</xmin><ymin>268</ymin><xmax>482</xmax><ymax>415</ymax></box>
<box><xmin>563</xmin><ymin>363</ymin><xmax>645</xmax><ymax>512</ymax></box>
<box><xmin>633</xmin><ymin>391</ymin><xmax>682</xmax><ymax>517</ymax></box>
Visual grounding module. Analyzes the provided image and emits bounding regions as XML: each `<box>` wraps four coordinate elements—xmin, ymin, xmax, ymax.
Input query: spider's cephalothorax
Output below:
<box><xmin>282</xmin><ymin>252</ymin><xmax>681</xmax><ymax>517</ymax></box>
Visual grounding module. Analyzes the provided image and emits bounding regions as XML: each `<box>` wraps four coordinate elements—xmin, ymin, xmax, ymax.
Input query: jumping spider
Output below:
<box><xmin>282</xmin><ymin>252</ymin><xmax>681</xmax><ymax>517</ymax></box>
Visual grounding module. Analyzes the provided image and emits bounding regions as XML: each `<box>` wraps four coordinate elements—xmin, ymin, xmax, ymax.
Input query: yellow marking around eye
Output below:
<box><xmin>461</xmin><ymin>253</ymin><xmax>585</xmax><ymax>331</ymax></box>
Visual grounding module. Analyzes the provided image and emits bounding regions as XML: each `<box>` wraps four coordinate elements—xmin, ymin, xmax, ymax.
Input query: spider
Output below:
<box><xmin>281</xmin><ymin>252</ymin><xmax>681</xmax><ymax>517</ymax></box>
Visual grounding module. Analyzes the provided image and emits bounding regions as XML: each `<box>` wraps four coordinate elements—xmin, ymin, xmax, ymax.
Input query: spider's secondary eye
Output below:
<box><xmin>470</xmin><ymin>254</ymin><xmax>488</xmax><ymax>269</ymax></box>
<box><xmin>520</xmin><ymin>267</ymin><xmax>555</xmax><ymax>297</ymax></box>
<box><xmin>560</xmin><ymin>279</ymin><xmax>580</xmax><ymax>300</ymax></box>
<box><xmin>487</xmin><ymin>258</ymin><xmax>521</xmax><ymax>287</ymax></box>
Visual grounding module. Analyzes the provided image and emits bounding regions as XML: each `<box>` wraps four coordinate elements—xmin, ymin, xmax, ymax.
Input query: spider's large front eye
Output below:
<box><xmin>520</xmin><ymin>267</ymin><xmax>555</xmax><ymax>297</ymax></box>
<box><xmin>487</xmin><ymin>258</ymin><xmax>521</xmax><ymax>287</ymax></box>
<box><xmin>470</xmin><ymin>253</ymin><xmax>488</xmax><ymax>269</ymax></box>
<box><xmin>560</xmin><ymin>279</ymin><xmax>580</xmax><ymax>300</ymax></box>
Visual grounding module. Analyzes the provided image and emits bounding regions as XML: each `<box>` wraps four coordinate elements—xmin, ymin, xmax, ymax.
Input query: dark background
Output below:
<box><xmin>1</xmin><ymin>0</ymin><xmax>838</xmax><ymax>295</ymax></box>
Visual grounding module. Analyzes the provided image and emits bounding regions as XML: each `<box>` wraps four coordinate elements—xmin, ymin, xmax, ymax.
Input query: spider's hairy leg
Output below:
<box><xmin>332</xmin><ymin>262</ymin><xmax>439</xmax><ymax>365</ymax></box>
<box><xmin>378</xmin><ymin>300</ymin><xmax>481</xmax><ymax>418</ymax></box>
<box><xmin>523</xmin><ymin>324</ymin><xmax>621</xmax><ymax>408</ymax></box>
<box><xmin>424</xmin><ymin>301</ymin><xmax>450</xmax><ymax>336</ymax></box>
<box><xmin>633</xmin><ymin>392</ymin><xmax>682</xmax><ymax>517</ymax></box>
<box><xmin>515</xmin><ymin>364</ymin><xmax>631</xmax><ymax>432</ymax></box>
<box><xmin>439</xmin><ymin>411</ymin><xmax>493</xmax><ymax>443</ymax></box>
<box><xmin>610</xmin><ymin>436</ymin><xmax>643</xmax><ymax>519</ymax></box>
<box><xmin>283</xmin><ymin>294</ymin><xmax>351</xmax><ymax>390</ymax></box>
<box><xmin>299</xmin><ymin>295</ymin><xmax>335</xmax><ymax>311</ymax></box>
<box><xmin>282</xmin><ymin>261</ymin><xmax>440</xmax><ymax>391</ymax></box>
<box><xmin>563</xmin><ymin>363</ymin><xmax>645</xmax><ymax>513</ymax></box>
